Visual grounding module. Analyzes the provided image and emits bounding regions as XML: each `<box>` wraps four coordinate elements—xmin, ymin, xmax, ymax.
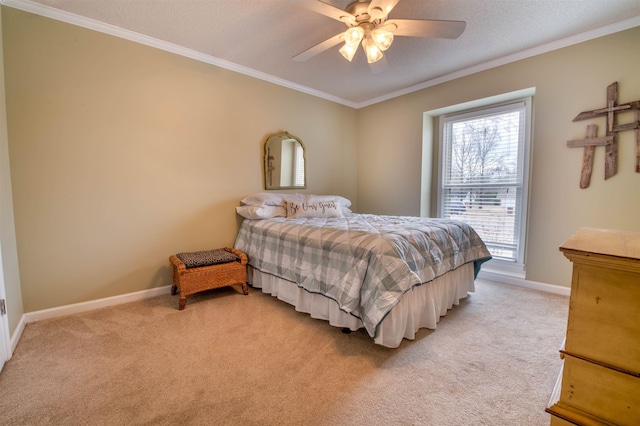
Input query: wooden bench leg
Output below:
<box><xmin>171</xmin><ymin>284</ymin><xmax>178</xmax><ymax>295</ymax></box>
<box><xmin>179</xmin><ymin>296</ymin><xmax>187</xmax><ymax>310</ymax></box>
<box><xmin>242</xmin><ymin>283</ymin><xmax>249</xmax><ymax>295</ymax></box>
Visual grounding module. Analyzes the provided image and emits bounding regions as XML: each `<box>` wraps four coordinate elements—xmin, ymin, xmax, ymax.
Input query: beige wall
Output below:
<box><xmin>0</xmin><ymin>6</ymin><xmax>23</xmax><ymax>336</ymax></box>
<box><xmin>2</xmin><ymin>6</ymin><xmax>638</xmax><ymax>323</ymax></box>
<box><xmin>356</xmin><ymin>27</ymin><xmax>640</xmax><ymax>288</ymax></box>
<box><xmin>2</xmin><ymin>7</ymin><xmax>357</xmax><ymax>313</ymax></box>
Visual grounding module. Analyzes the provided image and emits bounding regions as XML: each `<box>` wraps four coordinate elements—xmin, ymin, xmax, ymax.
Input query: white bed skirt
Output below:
<box><xmin>247</xmin><ymin>263</ymin><xmax>475</xmax><ymax>348</ymax></box>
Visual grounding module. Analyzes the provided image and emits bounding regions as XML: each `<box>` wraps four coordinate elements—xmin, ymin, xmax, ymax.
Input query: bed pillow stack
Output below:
<box><xmin>236</xmin><ymin>192</ymin><xmax>352</xmax><ymax>219</ymax></box>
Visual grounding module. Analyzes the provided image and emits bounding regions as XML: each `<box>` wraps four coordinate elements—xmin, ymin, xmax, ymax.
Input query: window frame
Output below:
<box><xmin>437</xmin><ymin>96</ymin><xmax>533</xmax><ymax>276</ymax></box>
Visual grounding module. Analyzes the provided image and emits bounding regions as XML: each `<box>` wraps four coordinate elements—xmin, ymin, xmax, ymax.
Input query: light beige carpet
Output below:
<box><xmin>0</xmin><ymin>279</ymin><xmax>568</xmax><ymax>425</ymax></box>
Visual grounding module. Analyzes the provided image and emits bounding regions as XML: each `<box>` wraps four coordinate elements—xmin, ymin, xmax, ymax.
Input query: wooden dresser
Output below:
<box><xmin>546</xmin><ymin>227</ymin><xmax>640</xmax><ymax>425</ymax></box>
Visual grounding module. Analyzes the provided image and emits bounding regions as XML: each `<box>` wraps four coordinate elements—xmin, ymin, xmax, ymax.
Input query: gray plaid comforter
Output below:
<box><xmin>234</xmin><ymin>213</ymin><xmax>491</xmax><ymax>338</ymax></box>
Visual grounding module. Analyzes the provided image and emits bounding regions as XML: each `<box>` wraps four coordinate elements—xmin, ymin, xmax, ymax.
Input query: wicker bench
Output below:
<box><xmin>169</xmin><ymin>247</ymin><xmax>249</xmax><ymax>310</ymax></box>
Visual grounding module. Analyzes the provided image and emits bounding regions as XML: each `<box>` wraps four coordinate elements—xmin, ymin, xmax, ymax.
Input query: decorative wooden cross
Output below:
<box><xmin>567</xmin><ymin>82</ymin><xmax>640</xmax><ymax>188</ymax></box>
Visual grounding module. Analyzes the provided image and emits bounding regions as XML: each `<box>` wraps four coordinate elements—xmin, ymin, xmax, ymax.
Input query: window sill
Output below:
<box><xmin>479</xmin><ymin>258</ymin><xmax>525</xmax><ymax>280</ymax></box>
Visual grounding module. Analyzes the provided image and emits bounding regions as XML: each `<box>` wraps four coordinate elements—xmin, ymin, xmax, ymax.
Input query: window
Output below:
<box><xmin>438</xmin><ymin>98</ymin><xmax>532</xmax><ymax>273</ymax></box>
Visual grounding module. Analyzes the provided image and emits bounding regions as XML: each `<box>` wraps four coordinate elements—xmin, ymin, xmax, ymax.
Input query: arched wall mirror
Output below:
<box><xmin>264</xmin><ymin>132</ymin><xmax>306</xmax><ymax>190</ymax></box>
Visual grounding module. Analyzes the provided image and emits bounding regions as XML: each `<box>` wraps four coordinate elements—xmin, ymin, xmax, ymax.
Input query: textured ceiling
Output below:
<box><xmin>4</xmin><ymin>0</ymin><xmax>640</xmax><ymax>107</ymax></box>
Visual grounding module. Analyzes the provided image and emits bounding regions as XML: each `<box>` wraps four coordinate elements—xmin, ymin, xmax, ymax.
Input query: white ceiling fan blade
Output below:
<box><xmin>289</xmin><ymin>0</ymin><xmax>356</xmax><ymax>25</ymax></box>
<box><xmin>368</xmin><ymin>0</ymin><xmax>400</xmax><ymax>20</ymax></box>
<box><xmin>383</xmin><ymin>19</ymin><xmax>466</xmax><ymax>39</ymax></box>
<box><xmin>293</xmin><ymin>32</ymin><xmax>344</xmax><ymax>62</ymax></box>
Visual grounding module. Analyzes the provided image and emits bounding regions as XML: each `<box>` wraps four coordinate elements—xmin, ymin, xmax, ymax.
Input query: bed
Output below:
<box><xmin>234</xmin><ymin>193</ymin><xmax>491</xmax><ymax>348</ymax></box>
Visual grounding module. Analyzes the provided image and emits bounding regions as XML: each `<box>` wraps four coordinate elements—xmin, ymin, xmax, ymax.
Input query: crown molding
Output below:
<box><xmin>1</xmin><ymin>0</ymin><xmax>638</xmax><ymax>109</ymax></box>
<box><xmin>357</xmin><ymin>15</ymin><xmax>640</xmax><ymax>108</ymax></box>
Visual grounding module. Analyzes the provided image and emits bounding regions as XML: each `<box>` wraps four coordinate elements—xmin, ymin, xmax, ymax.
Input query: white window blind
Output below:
<box><xmin>439</xmin><ymin>99</ymin><xmax>531</xmax><ymax>266</ymax></box>
<box><xmin>294</xmin><ymin>142</ymin><xmax>305</xmax><ymax>186</ymax></box>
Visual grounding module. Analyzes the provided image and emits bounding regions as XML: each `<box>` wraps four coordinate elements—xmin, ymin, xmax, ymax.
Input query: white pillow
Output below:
<box><xmin>241</xmin><ymin>192</ymin><xmax>352</xmax><ymax>210</ymax></box>
<box><xmin>240</xmin><ymin>192</ymin><xmax>305</xmax><ymax>207</ymax></box>
<box><xmin>284</xmin><ymin>199</ymin><xmax>343</xmax><ymax>219</ymax></box>
<box><xmin>235</xmin><ymin>205</ymin><xmax>286</xmax><ymax>219</ymax></box>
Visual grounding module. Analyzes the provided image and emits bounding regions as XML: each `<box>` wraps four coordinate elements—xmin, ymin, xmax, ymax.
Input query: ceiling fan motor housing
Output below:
<box><xmin>345</xmin><ymin>1</ymin><xmax>385</xmax><ymax>26</ymax></box>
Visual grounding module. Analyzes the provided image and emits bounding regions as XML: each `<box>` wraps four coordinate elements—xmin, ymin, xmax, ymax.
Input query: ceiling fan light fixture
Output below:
<box><xmin>362</xmin><ymin>37</ymin><xmax>383</xmax><ymax>64</ymax></box>
<box><xmin>293</xmin><ymin>0</ymin><xmax>467</xmax><ymax>65</ymax></box>
<box><xmin>339</xmin><ymin>42</ymin><xmax>358</xmax><ymax>61</ymax></box>
<box><xmin>371</xmin><ymin>28</ymin><xmax>394</xmax><ymax>51</ymax></box>
<box><xmin>343</xmin><ymin>26</ymin><xmax>364</xmax><ymax>47</ymax></box>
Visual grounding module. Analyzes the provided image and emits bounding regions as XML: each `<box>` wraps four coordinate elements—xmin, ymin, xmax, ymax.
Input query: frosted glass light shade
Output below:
<box><xmin>343</xmin><ymin>26</ymin><xmax>364</xmax><ymax>46</ymax></box>
<box><xmin>371</xmin><ymin>29</ymin><xmax>394</xmax><ymax>51</ymax></box>
<box><xmin>363</xmin><ymin>37</ymin><xmax>383</xmax><ymax>63</ymax></box>
<box><xmin>339</xmin><ymin>43</ymin><xmax>358</xmax><ymax>61</ymax></box>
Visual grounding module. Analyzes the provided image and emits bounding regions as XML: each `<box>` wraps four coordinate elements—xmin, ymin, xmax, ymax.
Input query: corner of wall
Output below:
<box><xmin>0</xmin><ymin>4</ymin><xmax>26</xmax><ymax>338</ymax></box>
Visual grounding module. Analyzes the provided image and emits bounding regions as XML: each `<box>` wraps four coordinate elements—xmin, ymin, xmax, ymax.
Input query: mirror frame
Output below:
<box><xmin>264</xmin><ymin>131</ymin><xmax>307</xmax><ymax>190</ymax></box>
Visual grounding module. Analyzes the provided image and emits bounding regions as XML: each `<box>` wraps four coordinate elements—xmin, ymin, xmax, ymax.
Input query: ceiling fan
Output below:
<box><xmin>292</xmin><ymin>0</ymin><xmax>466</xmax><ymax>64</ymax></box>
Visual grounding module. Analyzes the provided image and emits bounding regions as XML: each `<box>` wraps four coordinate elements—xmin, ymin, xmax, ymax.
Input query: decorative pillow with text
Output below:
<box><xmin>284</xmin><ymin>199</ymin><xmax>343</xmax><ymax>219</ymax></box>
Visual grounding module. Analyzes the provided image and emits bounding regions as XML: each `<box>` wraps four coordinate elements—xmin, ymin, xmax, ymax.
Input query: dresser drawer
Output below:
<box><xmin>560</xmin><ymin>355</ymin><xmax>639</xmax><ymax>425</ymax></box>
<box><xmin>565</xmin><ymin>263</ymin><xmax>640</xmax><ymax>374</ymax></box>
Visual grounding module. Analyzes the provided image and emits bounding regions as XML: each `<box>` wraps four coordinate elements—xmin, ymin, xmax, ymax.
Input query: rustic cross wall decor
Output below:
<box><xmin>567</xmin><ymin>82</ymin><xmax>640</xmax><ymax>188</ymax></box>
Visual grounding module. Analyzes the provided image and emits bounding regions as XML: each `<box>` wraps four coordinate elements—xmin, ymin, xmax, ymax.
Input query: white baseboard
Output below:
<box><xmin>23</xmin><ymin>285</ymin><xmax>172</xmax><ymax>324</ymax></box>
<box><xmin>9</xmin><ymin>314</ymin><xmax>26</xmax><ymax>356</ymax></box>
<box><xmin>477</xmin><ymin>270</ymin><xmax>571</xmax><ymax>296</ymax></box>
